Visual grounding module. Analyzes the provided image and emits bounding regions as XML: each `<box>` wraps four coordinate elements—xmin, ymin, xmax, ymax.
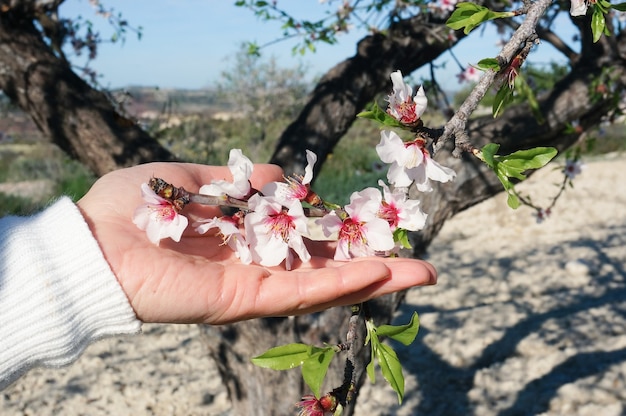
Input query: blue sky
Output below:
<box><xmin>59</xmin><ymin>0</ymin><xmax>575</xmax><ymax>90</ymax></box>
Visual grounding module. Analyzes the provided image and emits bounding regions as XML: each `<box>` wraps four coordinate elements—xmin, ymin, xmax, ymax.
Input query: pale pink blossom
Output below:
<box><xmin>377</xmin><ymin>180</ymin><xmax>427</xmax><ymax>231</ymax></box>
<box><xmin>386</xmin><ymin>70</ymin><xmax>428</xmax><ymax>125</ymax></box>
<box><xmin>263</xmin><ymin>150</ymin><xmax>317</xmax><ymax>204</ymax></box>
<box><xmin>133</xmin><ymin>182</ymin><xmax>188</xmax><ymax>245</ymax></box>
<box><xmin>244</xmin><ymin>194</ymin><xmax>311</xmax><ymax>269</ymax></box>
<box><xmin>437</xmin><ymin>0</ymin><xmax>458</xmax><ymax>12</ymax></box>
<box><xmin>194</xmin><ymin>214</ymin><xmax>251</xmax><ymax>264</ymax></box>
<box><xmin>534</xmin><ymin>208</ymin><xmax>551</xmax><ymax>224</ymax></box>
<box><xmin>317</xmin><ymin>189</ymin><xmax>394</xmax><ymax>261</ymax></box>
<box><xmin>376</xmin><ymin>130</ymin><xmax>456</xmax><ymax>192</ymax></box>
<box><xmin>296</xmin><ymin>393</ymin><xmax>337</xmax><ymax>416</ymax></box>
<box><xmin>564</xmin><ymin>159</ymin><xmax>584</xmax><ymax>180</ymax></box>
<box><xmin>427</xmin><ymin>0</ymin><xmax>458</xmax><ymax>18</ymax></box>
<box><xmin>570</xmin><ymin>0</ymin><xmax>588</xmax><ymax>16</ymax></box>
<box><xmin>199</xmin><ymin>149</ymin><xmax>253</xmax><ymax>199</ymax></box>
<box><xmin>457</xmin><ymin>66</ymin><xmax>481</xmax><ymax>83</ymax></box>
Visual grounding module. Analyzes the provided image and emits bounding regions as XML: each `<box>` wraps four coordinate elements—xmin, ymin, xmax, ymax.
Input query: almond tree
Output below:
<box><xmin>0</xmin><ymin>0</ymin><xmax>176</xmax><ymax>176</ymax></box>
<box><xmin>1</xmin><ymin>0</ymin><xmax>624</xmax><ymax>415</ymax></box>
<box><xmin>210</xmin><ymin>1</ymin><xmax>625</xmax><ymax>414</ymax></box>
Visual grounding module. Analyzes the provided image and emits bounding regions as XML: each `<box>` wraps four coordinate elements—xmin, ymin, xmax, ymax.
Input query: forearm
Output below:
<box><xmin>0</xmin><ymin>198</ymin><xmax>141</xmax><ymax>390</ymax></box>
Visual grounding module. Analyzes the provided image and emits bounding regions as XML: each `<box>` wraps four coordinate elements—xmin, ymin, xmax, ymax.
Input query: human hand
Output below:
<box><xmin>77</xmin><ymin>162</ymin><xmax>436</xmax><ymax>325</ymax></box>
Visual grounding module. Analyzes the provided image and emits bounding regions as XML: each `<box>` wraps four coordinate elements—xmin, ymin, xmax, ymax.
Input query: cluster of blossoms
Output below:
<box><xmin>133</xmin><ymin>70</ymin><xmax>456</xmax><ymax>272</ymax></box>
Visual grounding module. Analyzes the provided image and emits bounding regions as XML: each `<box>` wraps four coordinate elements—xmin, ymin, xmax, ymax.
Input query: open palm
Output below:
<box><xmin>77</xmin><ymin>162</ymin><xmax>436</xmax><ymax>325</ymax></box>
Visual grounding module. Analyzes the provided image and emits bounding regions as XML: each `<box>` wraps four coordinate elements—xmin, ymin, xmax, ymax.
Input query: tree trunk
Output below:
<box><xmin>209</xmin><ymin>21</ymin><xmax>626</xmax><ymax>416</ymax></box>
<box><xmin>0</xmin><ymin>7</ymin><xmax>176</xmax><ymax>176</ymax></box>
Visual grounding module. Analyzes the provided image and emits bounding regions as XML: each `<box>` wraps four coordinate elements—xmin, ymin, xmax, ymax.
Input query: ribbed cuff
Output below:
<box><xmin>0</xmin><ymin>197</ymin><xmax>141</xmax><ymax>390</ymax></box>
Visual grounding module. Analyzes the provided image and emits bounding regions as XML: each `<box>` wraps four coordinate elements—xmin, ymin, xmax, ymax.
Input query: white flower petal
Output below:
<box><xmin>413</xmin><ymin>86</ymin><xmax>428</xmax><ymax>117</ymax></box>
<box><xmin>303</xmin><ymin>150</ymin><xmax>317</xmax><ymax>185</ymax></box>
<box><xmin>387</xmin><ymin>163</ymin><xmax>414</xmax><ymax>188</ymax></box>
<box><xmin>376</xmin><ymin>130</ymin><xmax>405</xmax><ymax>164</ymax></box>
<box><xmin>363</xmin><ymin>218</ymin><xmax>395</xmax><ymax>251</ymax></box>
<box><xmin>426</xmin><ymin>158</ymin><xmax>457</xmax><ymax>183</ymax></box>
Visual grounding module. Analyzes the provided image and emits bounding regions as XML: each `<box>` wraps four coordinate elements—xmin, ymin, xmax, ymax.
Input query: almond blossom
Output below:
<box><xmin>194</xmin><ymin>214</ymin><xmax>252</xmax><ymax>264</ymax></box>
<box><xmin>262</xmin><ymin>149</ymin><xmax>319</xmax><ymax>205</ymax></box>
<box><xmin>564</xmin><ymin>159</ymin><xmax>584</xmax><ymax>180</ymax></box>
<box><xmin>244</xmin><ymin>194</ymin><xmax>311</xmax><ymax>270</ymax></box>
<box><xmin>296</xmin><ymin>393</ymin><xmax>337</xmax><ymax>416</ymax></box>
<box><xmin>534</xmin><ymin>207</ymin><xmax>551</xmax><ymax>224</ymax></box>
<box><xmin>377</xmin><ymin>180</ymin><xmax>427</xmax><ymax>231</ymax></box>
<box><xmin>386</xmin><ymin>70</ymin><xmax>428</xmax><ymax>125</ymax></box>
<box><xmin>317</xmin><ymin>189</ymin><xmax>394</xmax><ymax>261</ymax></box>
<box><xmin>199</xmin><ymin>148</ymin><xmax>253</xmax><ymax>199</ymax></box>
<box><xmin>133</xmin><ymin>182</ymin><xmax>189</xmax><ymax>245</ymax></box>
<box><xmin>376</xmin><ymin>130</ymin><xmax>456</xmax><ymax>192</ymax></box>
<box><xmin>570</xmin><ymin>0</ymin><xmax>588</xmax><ymax>16</ymax></box>
<box><xmin>427</xmin><ymin>0</ymin><xmax>458</xmax><ymax>18</ymax></box>
<box><xmin>457</xmin><ymin>65</ymin><xmax>481</xmax><ymax>83</ymax></box>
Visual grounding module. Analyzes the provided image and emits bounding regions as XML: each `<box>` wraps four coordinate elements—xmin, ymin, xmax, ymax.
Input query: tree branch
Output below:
<box><xmin>434</xmin><ymin>0</ymin><xmax>553</xmax><ymax>155</ymax></box>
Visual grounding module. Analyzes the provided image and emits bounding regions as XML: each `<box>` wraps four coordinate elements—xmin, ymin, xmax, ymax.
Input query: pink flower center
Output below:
<box><xmin>338</xmin><ymin>217</ymin><xmax>366</xmax><ymax>246</ymax></box>
<box><xmin>286</xmin><ymin>175</ymin><xmax>310</xmax><ymax>200</ymax></box>
<box><xmin>397</xmin><ymin>100</ymin><xmax>418</xmax><ymax>124</ymax></box>
<box><xmin>265</xmin><ymin>210</ymin><xmax>295</xmax><ymax>241</ymax></box>
<box><xmin>155</xmin><ymin>203</ymin><xmax>177</xmax><ymax>222</ymax></box>
<box><xmin>379</xmin><ymin>201</ymin><xmax>400</xmax><ymax>228</ymax></box>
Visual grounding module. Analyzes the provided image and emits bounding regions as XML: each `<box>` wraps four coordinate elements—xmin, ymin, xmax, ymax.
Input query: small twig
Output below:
<box><xmin>149</xmin><ymin>177</ymin><xmax>329</xmax><ymax>217</ymax></box>
<box><xmin>516</xmin><ymin>167</ymin><xmax>570</xmax><ymax>212</ymax></box>
<box><xmin>433</xmin><ymin>0</ymin><xmax>553</xmax><ymax>156</ymax></box>
<box><xmin>333</xmin><ymin>303</ymin><xmax>363</xmax><ymax>407</ymax></box>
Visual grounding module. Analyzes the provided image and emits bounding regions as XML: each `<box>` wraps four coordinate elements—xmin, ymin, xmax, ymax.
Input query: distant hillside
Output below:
<box><xmin>0</xmin><ymin>87</ymin><xmax>231</xmax><ymax>144</ymax></box>
<box><xmin>113</xmin><ymin>87</ymin><xmax>229</xmax><ymax>118</ymax></box>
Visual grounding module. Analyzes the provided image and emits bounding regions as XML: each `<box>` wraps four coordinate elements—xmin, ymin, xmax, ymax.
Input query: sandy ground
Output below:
<box><xmin>2</xmin><ymin>153</ymin><xmax>626</xmax><ymax>415</ymax></box>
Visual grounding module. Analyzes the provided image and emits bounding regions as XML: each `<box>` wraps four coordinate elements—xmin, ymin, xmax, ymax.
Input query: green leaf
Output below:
<box><xmin>480</xmin><ymin>143</ymin><xmax>500</xmax><ymax>168</ymax></box>
<box><xmin>366</xmin><ymin>357</ymin><xmax>376</xmax><ymax>383</ymax></box>
<box><xmin>252</xmin><ymin>343</ymin><xmax>321</xmax><ymax>370</ymax></box>
<box><xmin>357</xmin><ymin>102</ymin><xmax>404</xmax><ymax>128</ymax></box>
<box><xmin>365</xmin><ymin>319</ymin><xmax>406</xmax><ymax>402</ymax></box>
<box><xmin>393</xmin><ymin>228</ymin><xmax>412</xmax><ymax>250</ymax></box>
<box><xmin>612</xmin><ymin>2</ymin><xmax>626</xmax><ymax>11</ymax></box>
<box><xmin>376</xmin><ymin>343</ymin><xmax>405</xmax><ymax>403</ymax></box>
<box><xmin>302</xmin><ymin>348</ymin><xmax>336</xmax><ymax>398</ymax></box>
<box><xmin>446</xmin><ymin>3</ymin><xmax>489</xmax><ymax>34</ymax></box>
<box><xmin>365</xmin><ymin>321</ymin><xmax>378</xmax><ymax>383</ymax></box>
<box><xmin>376</xmin><ymin>312</ymin><xmax>420</xmax><ymax>346</ymax></box>
<box><xmin>446</xmin><ymin>2</ymin><xmax>514</xmax><ymax>34</ymax></box>
<box><xmin>591</xmin><ymin>5</ymin><xmax>606</xmax><ymax>43</ymax></box>
<box><xmin>492</xmin><ymin>82</ymin><xmax>515</xmax><ymax>118</ymax></box>
<box><xmin>479</xmin><ymin>145</ymin><xmax>557</xmax><ymax>210</ymax></box>
<box><xmin>597</xmin><ymin>0</ymin><xmax>612</xmax><ymax>12</ymax></box>
<box><xmin>476</xmin><ymin>58</ymin><xmax>500</xmax><ymax>71</ymax></box>
<box><xmin>245</xmin><ymin>42</ymin><xmax>261</xmax><ymax>57</ymax></box>
<box><xmin>506</xmin><ymin>192</ymin><xmax>520</xmax><ymax>209</ymax></box>
<box><xmin>501</xmin><ymin>147</ymin><xmax>558</xmax><ymax>170</ymax></box>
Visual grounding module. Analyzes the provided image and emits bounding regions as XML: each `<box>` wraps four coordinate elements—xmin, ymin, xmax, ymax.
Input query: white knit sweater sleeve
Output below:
<box><xmin>0</xmin><ymin>197</ymin><xmax>142</xmax><ymax>390</ymax></box>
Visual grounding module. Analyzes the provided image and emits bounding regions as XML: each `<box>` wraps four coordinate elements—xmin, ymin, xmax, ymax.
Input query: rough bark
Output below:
<box><xmin>210</xmin><ymin>19</ymin><xmax>626</xmax><ymax>416</ymax></box>
<box><xmin>0</xmin><ymin>4</ymin><xmax>176</xmax><ymax>176</ymax></box>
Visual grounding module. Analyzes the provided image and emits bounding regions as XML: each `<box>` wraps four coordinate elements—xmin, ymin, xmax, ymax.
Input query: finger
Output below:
<box><xmin>249</xmin><ymin>164</ymin><xmax>284</xmax><ymax>189</ymax></box>
<box><xmin>294</xmin><ymin>258</ymin><xmax>437</xmax><ymax>311</ymax></box>
<box><xmin>216</xmin><ymin>258</ymin><xmax>436</xmax><ymax>323</ymax></box>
